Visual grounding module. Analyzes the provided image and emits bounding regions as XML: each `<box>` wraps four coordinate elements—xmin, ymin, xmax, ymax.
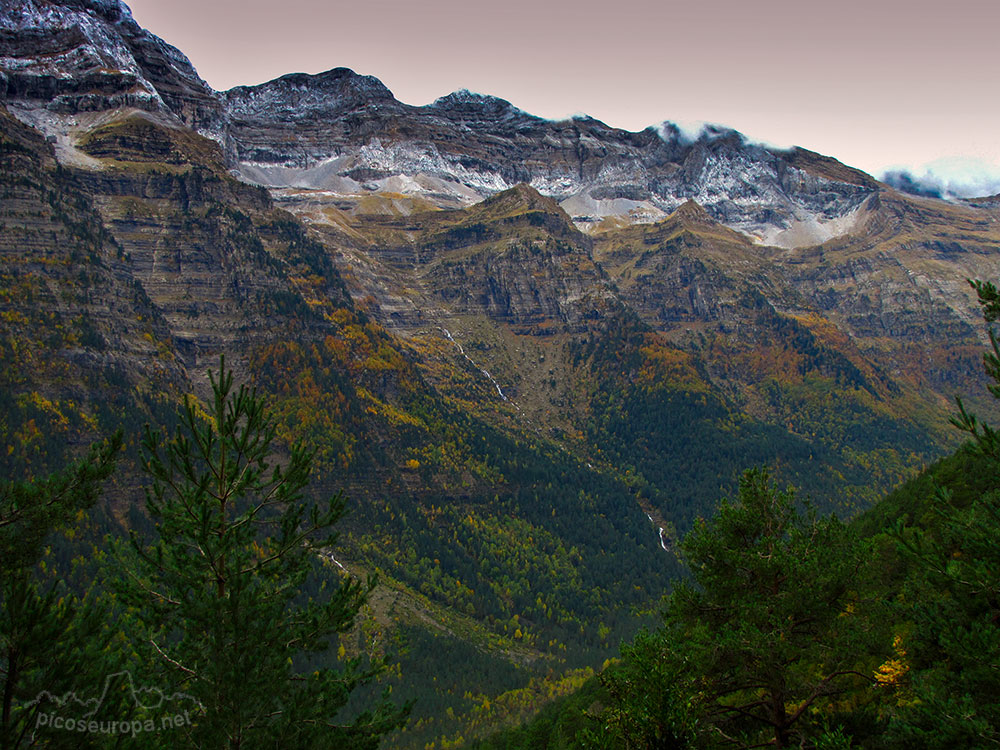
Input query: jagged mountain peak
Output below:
<box><xmin>213</xmin><ymin>68</ymin><xmax>877</xmax><ymax>245</ymax></box>
<box><xmin>478</xmin><ymin>183</ymin><xmax>568</xmax><ymax>217</ymax></box>
<box><xmin>667</xmin><ymin>199</ymin><xmax>715</xmax><ymax>225</ymax></box>
<box><xmin>224</xmin><ymin>66</ymin><xmax>397</xmax><ymax>117</ymax></box>
<box><xmin>0</xmin><ymin>0</ymin><xmax>221</xmax><ymax>132</ymax></box>
<box><xmin>428</xmin><ymin>89</ymin><xmax>529</xmax><ymax>119</ymax></box>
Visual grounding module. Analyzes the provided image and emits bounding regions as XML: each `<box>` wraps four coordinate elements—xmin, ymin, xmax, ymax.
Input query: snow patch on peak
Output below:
<box><xmin>430</xmin><ymin>89</ymin><xmax>530</xmax><ymax>119</ymax></box>
<box><xmin>224</xmin><ymin>68</ymin><xmax>395</xmax><ymax>120</ymax></box>
<box><xmin>0</xmin><ymin>0</ymin><xmax>131</xmax><ymax>30</ymax></box>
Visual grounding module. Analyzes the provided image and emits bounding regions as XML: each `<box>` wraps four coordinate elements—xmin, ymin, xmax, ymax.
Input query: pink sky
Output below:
<box><xmin>125</xmin><ymin>0</ymin><xmax>1000</xmax><ymax>191</ymax></box>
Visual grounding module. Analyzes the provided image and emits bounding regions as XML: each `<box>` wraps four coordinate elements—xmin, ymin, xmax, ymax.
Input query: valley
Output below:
<box><xmin>2</xmin><ymin>1</ymin><xmax>1000</xmax><ymax>746</ymax></box>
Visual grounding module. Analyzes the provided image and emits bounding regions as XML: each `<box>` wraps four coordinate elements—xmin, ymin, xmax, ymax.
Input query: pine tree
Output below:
<box><xmin>660</xmin><ymin>468</ymin><xmax>872</xmax><ymax>749</ymax></box>
<box><xmin>885</xmin><ymin>279</ymin><xmax>1000</xmax><ymax>747</ymax></box>
<box><xmin>120</xmin><ymin>360</ymin><xmax>407</xmax><ymax>749</ymax></box>
<box><xmin>0</xmin><ymin>432</ymin><xmax>122</xmax><ymax>749</ymax></box>
<box><xmin>583</xmin><ymin>628</ymin><xmax>696</xmax><ymax>749</ymax></box>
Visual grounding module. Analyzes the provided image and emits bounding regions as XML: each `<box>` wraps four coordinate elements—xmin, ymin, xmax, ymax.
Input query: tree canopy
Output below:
<box><xmin>118</xmin><ymin>359</ymin><xmax>408</xmax><ymax>748</ymax></box>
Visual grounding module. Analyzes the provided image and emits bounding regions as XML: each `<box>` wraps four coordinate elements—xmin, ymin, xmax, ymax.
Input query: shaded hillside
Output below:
<box><xmin>2</xmin><ymin>2</ymin><xmax>1000</xmax><ymax>746</ymax></box>
<box><xmin>0</xmin><ymin>106</ymin><xmax>185</xmax><ymax>479</ymax></box>
<box><xmin>0</xmin><ymin>107</ymin><xmax>682</xmax><ymax>749</ymax></box>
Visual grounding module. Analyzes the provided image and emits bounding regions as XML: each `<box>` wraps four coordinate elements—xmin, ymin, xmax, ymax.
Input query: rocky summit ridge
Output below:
<box><xmin>0</xmin><ymin>0</ymin><xmax>223</xmax><ymax>130</ymax></box>
<box><xmin>2</xmin><ymin>0</ymin><xmax>889</xmax><ymax>247</ymax></box>
<box><xmin>221</xmin><ymin>70</ymin><xmax>877</xmax><ymax>245</ymax></box>
<box><xmin>5</xmin><ymin>4</ymin><xmax>1000</xmax><ymax>746</ymax></box>
<box><xmin>5</xmin><ymin>0</ymin><xmax>1000</xmax><ymax>535</ymax></box>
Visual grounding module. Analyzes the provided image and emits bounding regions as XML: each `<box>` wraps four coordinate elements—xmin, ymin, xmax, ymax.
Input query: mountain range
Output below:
<box><xmin>3</xmin><ymin>0</ymin><xmax>1000</xmax><ymax>745</ymax></box>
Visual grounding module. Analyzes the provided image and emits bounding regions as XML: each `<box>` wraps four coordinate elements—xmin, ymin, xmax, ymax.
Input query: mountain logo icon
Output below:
<box><xmin>28</xmin><ymin>671</ymin><xmax>203</xmax><ymax>738</ymax></box>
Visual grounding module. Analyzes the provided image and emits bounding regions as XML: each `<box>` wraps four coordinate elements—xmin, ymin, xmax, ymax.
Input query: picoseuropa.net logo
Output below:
<box><xmin>27</xmin><ymin>670</ymin><xmax>203</xmax><ymax>739</ymax></box>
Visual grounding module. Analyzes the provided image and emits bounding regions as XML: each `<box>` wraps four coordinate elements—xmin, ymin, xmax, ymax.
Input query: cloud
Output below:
<box><xmin>880</xmin><ymin>170</ymin><xmax>944</xmax><ymax>199</ymax></box>
<box><xmin>880</xmin><ymin>157</ymin><xmax>1000</xmax><ymax>200</ymax></box>
<box><xmin>657</xmin><ymin>120</ymin><xmax>735</xmax><ymax>146</ymax></box>
<box><xmin>656</xmin><ymin>120</ymin><xmax>797</xmax><ymax>153</ymax></box>
<box><xmin>659</xmin><ymin>120</ymin><xmax>711</xmax><ymax>144</ymax></box>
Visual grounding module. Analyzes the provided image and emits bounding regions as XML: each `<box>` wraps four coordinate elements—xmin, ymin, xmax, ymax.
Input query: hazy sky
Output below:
<box><xmin>124</xmin><ymin>0</ymin><xmax>1000</xmax><ymax>194</ymax></box>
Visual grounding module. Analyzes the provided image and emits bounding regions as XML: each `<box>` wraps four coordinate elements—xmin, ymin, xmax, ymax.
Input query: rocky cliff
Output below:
<box><xmin>1</xmin><ymin>0</ymin><xmax>881</xmax><ymax>245</ymax></box>
<box><xmin>4</xmin><ymin>4</ymin><xmax>1000</xmax><ymax>746</ymax></box>
<box><xmin>0</xmin><ymin>0</ymin><xmax>222</xmax><ymax>130</ymax></box>
<box><xmin>4</xmin><ymin>0</ymin><xmax>999</xmax><ymax>589</ymax></box>
<box><xmin>224</xmin><ymin>75</ymin><xmax>878</xmax><ymax>243</ymax></box>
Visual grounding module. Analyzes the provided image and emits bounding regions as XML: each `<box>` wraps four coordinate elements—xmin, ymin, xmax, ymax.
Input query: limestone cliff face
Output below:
<box><xmin>7</xmin><ymin>9</ymin><xmax>1000</xmax><ymax>731</ymax></box>
<box><xmin>0</xmin><ymin>107</ymin><xmax>171</xmax><ymax>363</ymax></box>
<box><xmin>222</xmin><ymin>76</ymin><xmax>877</xmax><ymax>243</ymax></box>
<box><xmin>4</xmin><ymin>0</ymin><xmax>1000</xmax><ymax>507</ymax></box>
<box><xmin>0</xmin><ymin>0</ymin><xmax>223</xmax><ymax>132</ymax></box>
<box><xmin>0</xmin><ymin>0</ymin><xmax>881</xmax><ymax>247</ymax></box>
<box><xmin>0</xmin><ymin>105</ymin><xmax>189</xmax><ymax>477</ymax></box>
<box><xmin>0</xmin><ymin>92</ymin><xmax>353</xmax><ymax>419</ymax></box>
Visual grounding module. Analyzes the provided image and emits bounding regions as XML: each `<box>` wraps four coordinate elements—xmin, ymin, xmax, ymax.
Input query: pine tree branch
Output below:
<box><xmin>149</xmin><ymin>639</ymin><xmax>199</xmax><ymax>679</ymax></box>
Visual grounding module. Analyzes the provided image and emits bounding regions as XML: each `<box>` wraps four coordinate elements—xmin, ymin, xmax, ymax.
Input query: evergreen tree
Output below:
<box><xmin>884</xmin><ymin>279</ymin><xmax>1000</xmax><ymax>747</ymax></box>
<box><xmin>582</xmin><ymin>628</ymin><xmax>696</xmax><ymax>749</ymax></box>
<box><xmin>0</xmin><ymin>432</ymin><xmax>122</xmax><ymax>749</ymax></box>
<box><xmin>659</xmin><ymin>468</ymin><xmax>872</xmax><ymax>749</ymax></box>
<box><xmin>887</xmin><ymin>486</ymin><xmax>1000</xmax><ymax>748</ymax></box>
<box><xmin>120</xmin><ymin>360</ymin><xmax>407</xmax><ymax>749</ymax></box>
